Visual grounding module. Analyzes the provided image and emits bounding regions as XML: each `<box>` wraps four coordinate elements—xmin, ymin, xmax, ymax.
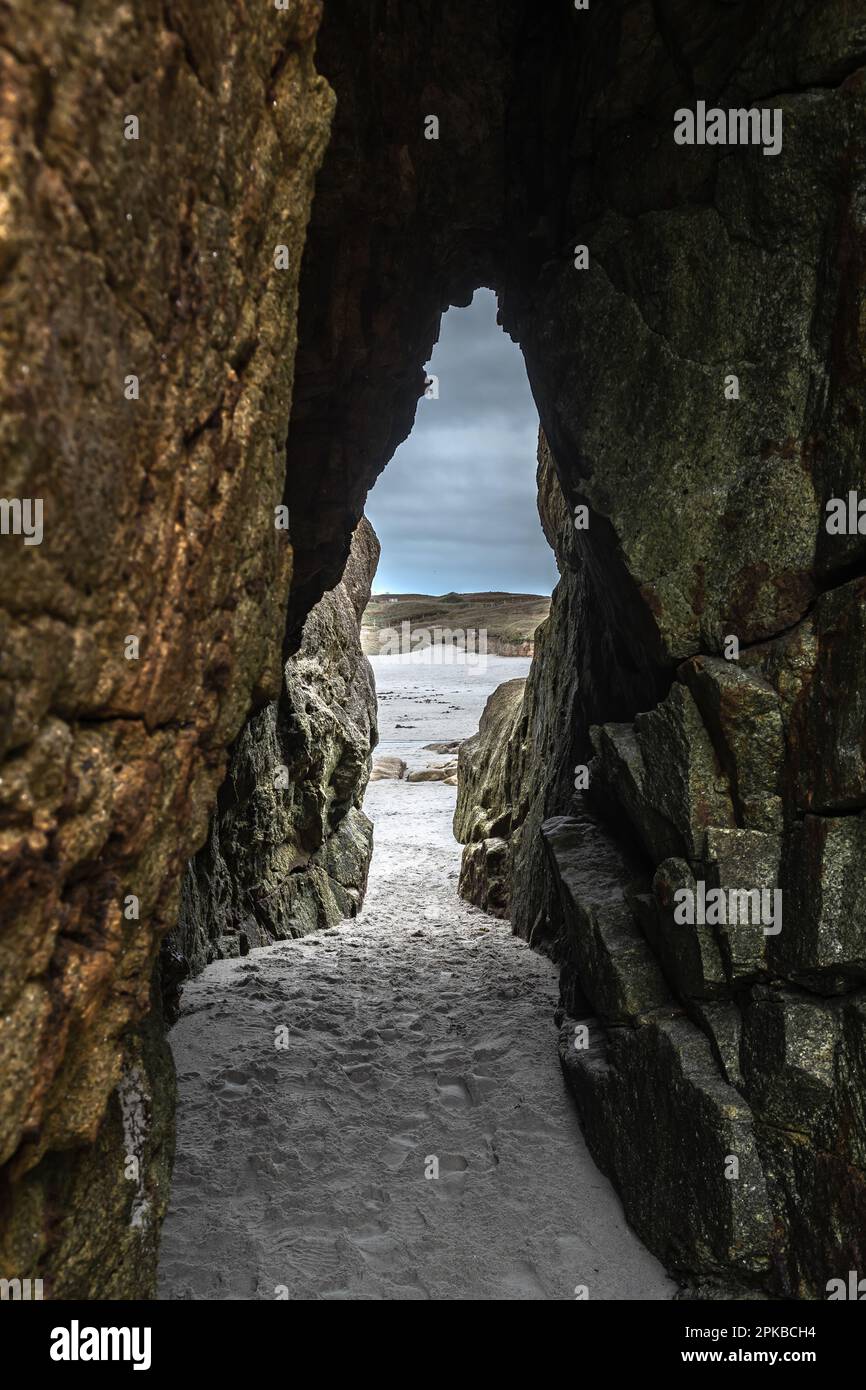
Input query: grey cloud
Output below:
<box><xmin>366</xmin><ymin>289</ymin><xmax>560</xmax><ymax>595</ymax></box>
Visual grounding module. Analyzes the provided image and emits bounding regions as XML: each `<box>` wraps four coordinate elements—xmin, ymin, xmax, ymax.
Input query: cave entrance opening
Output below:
<box><xmin>359</xmin><ymin>287</ymin><xmax>557</xmax><ymax>916</ymax></box>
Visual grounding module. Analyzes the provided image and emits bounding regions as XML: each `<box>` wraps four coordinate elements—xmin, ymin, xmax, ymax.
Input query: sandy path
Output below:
<box><xmin>158</xmin><ymin>656</ymin><xmax>675</xmax><ymax>1300</ymax></box>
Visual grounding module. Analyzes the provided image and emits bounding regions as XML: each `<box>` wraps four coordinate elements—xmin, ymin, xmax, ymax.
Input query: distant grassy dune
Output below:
<box><xmin>361</xmin><ymin>591</ymin><xmax>551</xmax><ymax>657</ymax></box>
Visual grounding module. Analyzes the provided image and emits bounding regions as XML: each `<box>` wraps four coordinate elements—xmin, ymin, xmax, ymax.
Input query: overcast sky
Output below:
<box><xmin>366</xmin><ymin>289</ymin><xmax>559</xmax><ymax>596</ymax></box>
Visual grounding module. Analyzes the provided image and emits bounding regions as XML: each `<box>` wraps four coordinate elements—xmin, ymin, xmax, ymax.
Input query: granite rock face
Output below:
<box><xmin>470</xmin><ymin>543</ymin><xmax>866</xmax><ymax>1294</ymax></box>
<box><xmin>544</xmin><ymin>594</ymin><xmax>866</xmax><ymax>1296</ymax></box>
<box><xmin>477</xmin><ymin>591</ymin><xmax>866</xmax><ymax>1294</ymax></box>
<box><xmin>171</xmin><ymin>519</ymin><xmax>380</xmax><ymax>991</ymax></box>
<box><xmin>6</xmin><ymin>0</ymin><xmax>866</xmax><ymax>1300</ymax></box>
<box><xmin>453</xmin><ymin>677</ymin><xmax>526</xmax><ymax>918</ymax></box>
<box><xmin>0</xmin><ymin>0</ymin><xmax>332</xmax><ymax>1297</ymax></box>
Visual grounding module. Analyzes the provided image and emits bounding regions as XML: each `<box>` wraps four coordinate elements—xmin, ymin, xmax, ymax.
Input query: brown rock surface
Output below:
<box><xmin>0</xmin><ymin>0</ymin><xmax>332</xmax><ymax>1297</ymax></box>
<box><xmin>5</xmin><ymin>0</ymin><xmax>866</xmax><ymax>1301</ymax></box>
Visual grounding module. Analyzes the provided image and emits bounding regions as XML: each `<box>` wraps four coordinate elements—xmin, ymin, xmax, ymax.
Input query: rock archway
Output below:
<box><xmin>1</xmin><ymin>0</ymin><xmax>864</xmax><ymax>1299</ymax></box>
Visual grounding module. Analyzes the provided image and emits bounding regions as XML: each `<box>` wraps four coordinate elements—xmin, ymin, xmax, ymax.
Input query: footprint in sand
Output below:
<box><xmin>211</xmin><ymin>1071</ymin><xmax>253</xmax><ymax>1101</ymax></box>
<box><xmin>499</xmin><ymin>1260</ymin><xmax>548</xmax><ymax>1299</ymax></box>
<box><xmin>435</xmin><ymin>1075</ymin><xmax>473</xmax><ymax>1110</ymax></box>
<box><xmin>381</xmin><ymin>1135</ymin><xmax>416</xmax><ymax>1171</ymax></box>
<box><xmin>342</xmin><ymin>1062</ymin><xmax>378</xmax><ymax>1085</ymax></box>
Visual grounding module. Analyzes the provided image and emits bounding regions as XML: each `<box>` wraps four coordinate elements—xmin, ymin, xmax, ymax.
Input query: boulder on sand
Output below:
<box><xmin>370</xmin><ymin>756</ymin><xmax>407</xmax><ymax>781</ymax></box>
<box><xmin>407</xmin><ymin>761</ymin><xmax>458</xmax><ymax>783</ymax></box>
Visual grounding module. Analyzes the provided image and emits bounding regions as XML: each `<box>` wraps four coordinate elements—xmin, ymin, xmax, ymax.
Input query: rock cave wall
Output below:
<box><xmin>169</xmin><ymin>517</ymin><xmax>380</xmax><ymax>1005</ymax></box>
<box><xmin>3</xmin><ymin>0</ymin><xmax>866</xmax><ymax>1299</ymax></box>
<box><xmin>0</xmin><ymin>0</ymin><xmax>333</xmax><ymax>1297</ymax></box>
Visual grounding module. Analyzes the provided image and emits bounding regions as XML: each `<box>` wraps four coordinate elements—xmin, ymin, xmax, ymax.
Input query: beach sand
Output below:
<box><xmin>157</xmin><ymin>654</ymin><xmax>675</xmax><ymax>1300</ymax></box>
